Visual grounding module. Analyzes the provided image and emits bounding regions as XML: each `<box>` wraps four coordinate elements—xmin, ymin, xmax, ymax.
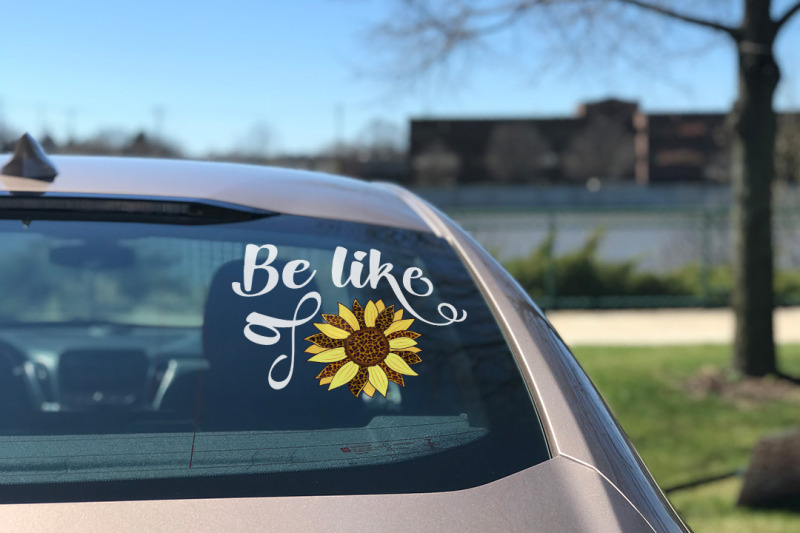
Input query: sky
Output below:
<box><xmin>3</xmin><ymin>0</ymin><xmax>800</xmax><ymax>157</ymax></box>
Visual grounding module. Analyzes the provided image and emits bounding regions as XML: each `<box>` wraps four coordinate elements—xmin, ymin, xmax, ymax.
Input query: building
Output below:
<box><xmin>409</xmin><ymin>99</ymin><xmax>800</xmax><ymax>186</ymax></box>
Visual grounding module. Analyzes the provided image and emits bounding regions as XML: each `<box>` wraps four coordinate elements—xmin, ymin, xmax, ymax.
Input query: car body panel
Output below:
<box><xmin>384</xmin><ymin>183</ymin><xmax>687</xmax><ymax>532</ymax></box>
<box><xmin>0</xmin><ymin>154</ymin><xmax>688</xmax><ymax>531</ymax></box>
<box><xmin>0</xmin><ymin>457</ymin><xmax>652</xmax><ymax>533</ymax></box>
<box><xmin>0</xmin><ymin>156</ymin><xmax>430</xmax><ymax>233</ymax></box>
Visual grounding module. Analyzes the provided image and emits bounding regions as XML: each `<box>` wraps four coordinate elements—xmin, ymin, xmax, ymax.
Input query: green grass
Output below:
<box><xmin>572</xmin><ymin>344</ymin><xmax>800</xmax><ymax>533</ymax></box>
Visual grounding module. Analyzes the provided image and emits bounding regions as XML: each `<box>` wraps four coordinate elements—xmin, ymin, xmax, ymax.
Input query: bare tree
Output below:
<box><xmin>562</xmin><ymin>115</ymin><xmax>636</xmax><ymax>182</ymax></box>
<box><xmin>357</xmin><ymin>118</ymin><xmax>406</xmax><ymax>160</ymax></box>
<box><xmin>485</xmin><ymin>123</ymin><xmax>555</xmax><ymax>182</ymax></box>
<box><xmin>369</xmin><ymin>0</ymin><xmax>800</xmax><ymax>377</ymax></box>
<box><xmin>776</xmin><ymin>113</ymin><xmax>800</xmax><ymax>184</ymax></box>
<box><xmin>237</xmin><ymin>121</ymin><xmax>274</xmax><ymax>160</ymax></box>
<box><xmin>412</xmin><ymin>140</ymin><xmax>462</xmax><ymax>185</ymax></box>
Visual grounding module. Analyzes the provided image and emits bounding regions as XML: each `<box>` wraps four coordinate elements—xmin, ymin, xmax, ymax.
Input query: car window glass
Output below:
<box><xmin>0</xmin><ymin>214</ymin><xmax>549</xmax><ymax>503</ymax></box>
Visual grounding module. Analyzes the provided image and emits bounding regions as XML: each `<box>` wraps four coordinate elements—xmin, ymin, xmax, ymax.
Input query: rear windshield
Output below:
<box><xmin>0</xmin><ymin>211</ymin><xmax>548</xmax><ymax>503</ymax></box>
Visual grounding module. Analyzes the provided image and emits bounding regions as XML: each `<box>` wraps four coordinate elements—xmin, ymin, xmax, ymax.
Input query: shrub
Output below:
<box><xmin>503</xmin><ymin>230</ymin><xmax>800</xmax><ymax>308</ymax></box>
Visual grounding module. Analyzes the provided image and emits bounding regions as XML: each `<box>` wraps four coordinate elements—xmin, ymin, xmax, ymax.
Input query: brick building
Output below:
<box><xmin>408</xmin><ymin>99</ymin><xmax>798</xmax><ymax>186</ymax></box>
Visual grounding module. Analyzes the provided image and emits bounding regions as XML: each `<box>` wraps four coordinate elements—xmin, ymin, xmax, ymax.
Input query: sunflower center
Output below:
<box><xmin>345</xmin><ymin>327</ymin><xmax>390</xmax><ymax>367</ymax></box>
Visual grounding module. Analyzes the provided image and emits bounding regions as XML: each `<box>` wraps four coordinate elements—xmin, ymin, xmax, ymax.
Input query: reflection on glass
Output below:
<box><xmin>0</xmin><ymin>215</ymin><xmax>547</xmax><ymax>502</ymax></box>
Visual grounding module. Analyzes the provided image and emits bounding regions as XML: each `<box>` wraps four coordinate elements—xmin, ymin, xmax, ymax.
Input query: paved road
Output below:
<box><xmin>545</xmin><ymin>307</ymin><xmax>800</xmax><ymax>346</ymax></box>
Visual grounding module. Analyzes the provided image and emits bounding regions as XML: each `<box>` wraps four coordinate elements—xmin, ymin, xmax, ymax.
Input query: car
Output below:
<box><xmin>0</xmin><ymin>134</ymin><xmax>688</xmax><ymax>532</ymax></box>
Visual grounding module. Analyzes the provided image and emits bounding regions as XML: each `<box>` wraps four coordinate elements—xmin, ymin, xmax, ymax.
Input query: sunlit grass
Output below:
<box><xmin>572</xmin><ymin>344</ymin><xmax>800</xmax><ymax>532</ymax></box>
<box><xmin>670</xmin><ymin>478</ymin><xmax>800</xmax><ymax>533</ymax></box>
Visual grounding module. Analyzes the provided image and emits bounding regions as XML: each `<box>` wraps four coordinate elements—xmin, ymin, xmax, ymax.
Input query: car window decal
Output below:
<box><xmin>233</xmin><ymin>244</ymin><xmax>466</xmax><ymax>391</ymax></box>
<box><xmin>307</xmin><ymin>300</ymin><xmax>422</xmax><ymax>398</ymax></box>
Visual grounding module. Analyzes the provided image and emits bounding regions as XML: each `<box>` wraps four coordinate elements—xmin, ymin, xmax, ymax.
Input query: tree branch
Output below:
<box><xmin>776</xmin><ymin>1</ymin><xmax>800</xmax><ymax>30</ymax></box>
<box><xmin>470</xmin><ymin>2</ymin><xmax>540</xmax><ymax>35</ymax></box>
<box><xmin>615</xmin><ymin>0</ymin><xmax>739</xmax><ymax>38</ymax></box>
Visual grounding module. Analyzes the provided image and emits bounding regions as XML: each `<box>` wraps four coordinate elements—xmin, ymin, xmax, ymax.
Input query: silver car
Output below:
<box><xmin>0</xmin><ymin>135</ymin><xmax>687</xmax><ymax>532</ymax></box>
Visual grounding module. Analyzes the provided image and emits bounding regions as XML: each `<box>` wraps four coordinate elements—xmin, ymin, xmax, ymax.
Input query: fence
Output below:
<box><xmin>442</xmin><ymin>201</ymin><xmax>800</xmax><ymax>310</ymax></box>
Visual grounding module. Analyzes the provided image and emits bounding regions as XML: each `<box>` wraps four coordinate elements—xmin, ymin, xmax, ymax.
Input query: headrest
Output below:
<box><xmin>203</xmin><ymin>259</ymin><xmax>320</xmax><ymax>382</ymax></box>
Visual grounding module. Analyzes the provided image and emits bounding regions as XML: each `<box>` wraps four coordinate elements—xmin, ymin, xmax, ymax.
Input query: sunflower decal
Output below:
<box><xmin>305</xmin><ymin>299</ymin><xmax>422</xmax><ymax>398</ymax></box>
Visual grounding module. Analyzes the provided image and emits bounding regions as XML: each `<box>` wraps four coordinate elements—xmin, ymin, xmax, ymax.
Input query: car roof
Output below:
<box><xmin>0</xmin><ymin>155</ymin><xmax>431</xmax><ymax>232</ymax></box>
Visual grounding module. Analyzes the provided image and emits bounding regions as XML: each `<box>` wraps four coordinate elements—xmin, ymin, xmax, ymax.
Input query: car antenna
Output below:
<box><xmin>1</xmin><ymin>133</ymin><xmax>58</xmax><ymax>182</ymax></box>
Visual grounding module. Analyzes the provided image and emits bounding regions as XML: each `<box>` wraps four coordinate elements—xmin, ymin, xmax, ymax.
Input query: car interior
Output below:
<box><xmin>0</xmin><ymin>214</ymin><xmax>549</xmax><ymax>501</ymax></box>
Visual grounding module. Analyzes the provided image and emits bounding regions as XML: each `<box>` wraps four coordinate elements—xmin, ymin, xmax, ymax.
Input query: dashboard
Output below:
<box><xmin>0</xmin><ymin>323</ymin><xmax>205</xmax><ymax>421</ymax></box>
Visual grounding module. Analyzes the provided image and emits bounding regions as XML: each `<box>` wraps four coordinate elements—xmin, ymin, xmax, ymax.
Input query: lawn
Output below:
<box><xmin>572</xmin><ymin>344</ymin><xmax>800</xmax><ymax>533</ymax></box>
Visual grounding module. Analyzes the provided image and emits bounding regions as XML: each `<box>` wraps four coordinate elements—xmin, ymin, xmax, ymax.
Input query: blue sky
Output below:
<box><xmin>3</xmin><ymin>1</ymin><xmax>800</xmax><ymax>156</ymax></box>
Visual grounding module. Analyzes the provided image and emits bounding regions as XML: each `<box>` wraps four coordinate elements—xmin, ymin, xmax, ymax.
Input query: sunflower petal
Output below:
<box><xmin>348</xmin><ymin>368</ymin><xmax>369</xmax><ymax>397</ymax></box>
<box><xmin>314</xmin><ymin>323</ymin><xmax>351</xmax><ymax>339</ymax></box>
<box><xmin>368</xmin><ymin>365</ymin><xmax>389</xmax><ymax>396</ymax></box>
<box><xmin>323</xmin><ymin>314</ymin><xmax>354</xmax><ymax>333</ymax></box>
<box><xmin>398</xmin><ymin>351</ymin><xmax>422</xmax><ymax>365</ymax></box>
<box><xmin>385</xmin><ymin>353</ymin><xmax>419</xmax><ymax>376</ymax></box>
<box><xmin>383</xmin><ymin>318</ymin><xmax>414</xmax><ymax>336</ymax></box>
<box><xmin>387</xmin><ymin>330</ymin><xmax>421</xmax><ymax>341</ymax></box>
<box><xmin>380</xmin><ymin>362</ymin><xmax>405</xmax><ymax>386</ymax></box>
<box><xmin>393</xmin><ymin>309</ymin><xmax>404</xmax><ymax>321</ymax></box>
<box><xmin>389</xmin><ymin>337</ymin><xmax>417</xmax><ymax>350</ymax></box>
<box><xmin>319</xmin><ymin>377</ymin><xmax>333</xmax><ymax>385</ymax></box>
<box><xmin>338</xmin><ymin>303</ymin><xmax>360</xmax><ymax>331</ymax></box>
<box><xmin>376</xmin><ymin>300</ymin><xmax>385</xmax><ymax>313</ymax></box>
<box><xmin>352</xmin><ymin>299</ymin><xmax>366</xmax><ymax>328</ymax></box>
<box><xmin>375</xmin><ymin>305</ymin><xmax>395</xmax><ymax>331</ymax></box>
<box><xmin>305</xmin><ymin>333</ymin><xmax>345</xmax><ymax>349</ymax></box>
<box><xmin>305</xmin><ymin>344</ymin><xmax>326</xmax><ymax>354</ymax></box>
<box><xmin>363</xmin><ymin>382</ymin><xmax>376</xmax><ymax>397</ymax></box>
<box><xmin>308</xmin><ymin>346</ymin><xmax>347</xmax><ymax>362</ymax></box>
<box><xmin>364</xmin><ymin>301</ymin><xmax>378</xmax><ymax>327</ymax></box>
<box><xmin>329</xmin><ymin>361</ymin><xmax>360</xmax><ymax>390</ymax></box>
<box><xmin>315</xmin><ymin>360</ymin><xmax>346</xmax><ymax>379</ymax></box>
